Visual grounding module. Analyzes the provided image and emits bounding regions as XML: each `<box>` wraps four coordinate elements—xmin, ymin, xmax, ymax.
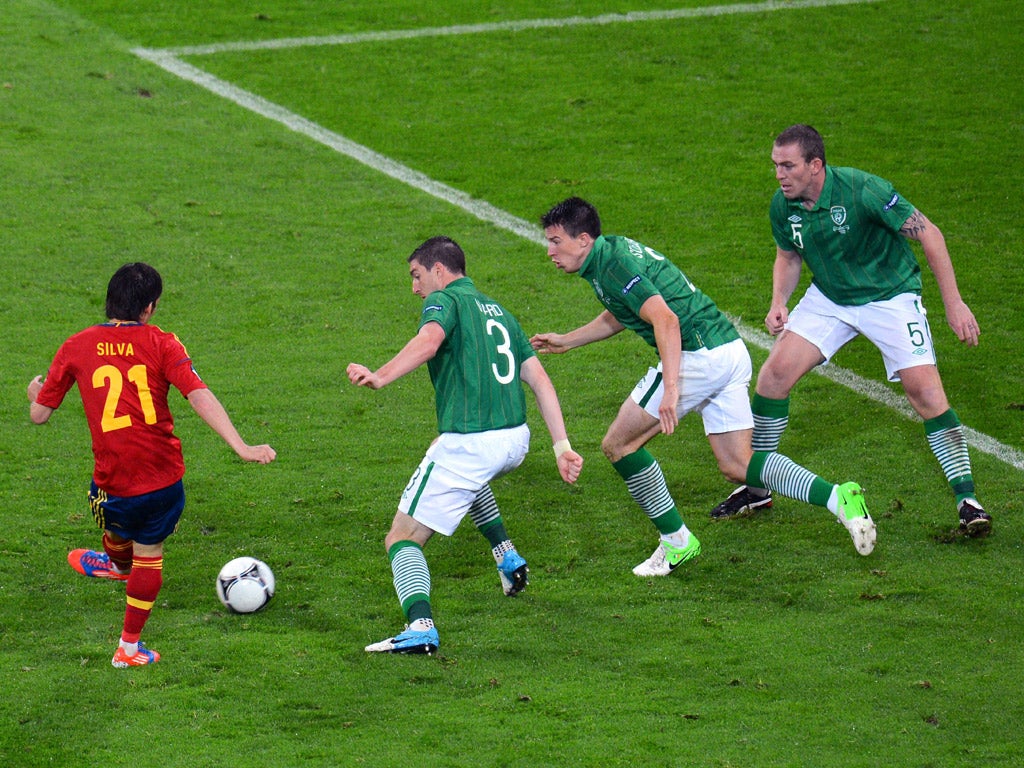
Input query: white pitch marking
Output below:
<box><xmin>130</xmin><ymin>50</ymin><xmax>543</xmax><ymax>243</ymax></box>
<box><xmin>131</xmin><ymin>0</ymin><xmax>1024</xmax><ymax>472</ymax></box>
<box><xmin>736</xmin><ymin>324</ymin><xmax>1024</xmax><ymax>471</ymax></box>
<box><xmin>150</xmin><ymin>0</ymin><xmax>883</xmax><ymax>57</ymax></box>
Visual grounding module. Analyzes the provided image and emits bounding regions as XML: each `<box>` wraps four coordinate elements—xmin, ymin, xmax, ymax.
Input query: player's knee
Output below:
<box><xmin>902</xmin><ymin>380</ymin><xmax>949</xmax><ymax>419</ymax></box>
<box><xmin>384</xmin><ymin>529</ymin><xmax>403</xmax><ymax>552</ymax></box>
<box><xmin>600</xmin><ymin>433</ymin><xmax>625</xmax><ymax>463</ymax></box>
<box><xmin>756</xmin><ymin>366</ymin><xmax>793</xmax><ymax>398</ymax></box>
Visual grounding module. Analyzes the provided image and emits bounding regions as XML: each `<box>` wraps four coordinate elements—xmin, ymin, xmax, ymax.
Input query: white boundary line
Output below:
<box><xmin>736</xmin><ymin>325</ymin><xmax>1024</xmax><ymax>471</ymax></box>
<box><xmin>152</xmin><ymin>0</ymin><xmax>883</xmax><ymax>57</ymax></box>
<box><xmin>130</xmin><ymin>50</ymin><xmax>547</xmax><ymax>244</ymax></box>
<box><xmin>131</xmin><ymin>1</ymin><xmax>1024</xmax><ymax>472</ymax></box>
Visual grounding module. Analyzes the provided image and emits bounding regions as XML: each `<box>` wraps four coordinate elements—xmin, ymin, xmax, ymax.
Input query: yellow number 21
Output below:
<box><xmin>92</xmin><ymin>364</ymin><xmax>158</xmax><ymax>432</ymax></box>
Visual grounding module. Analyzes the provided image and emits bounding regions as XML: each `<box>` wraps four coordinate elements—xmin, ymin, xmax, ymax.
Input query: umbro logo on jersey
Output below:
<box><xmin>788</xmin><ymin>214</ymin><xmax>802</xmax><ymax>223</ymax></box>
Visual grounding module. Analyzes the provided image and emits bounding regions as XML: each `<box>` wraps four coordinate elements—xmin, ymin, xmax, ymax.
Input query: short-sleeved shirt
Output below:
<box><xmin>35</xmin><ymin>322</ymin><xmax>208</xmax><ymax>496</ymax></box>
<box><xmin>770</xmin><ymin>165</ymin><xmax>921</xmax><ymax>306</ymax></box>
<box><xmin>578</xmin><ymin>235</ymin><xmax>739</xmax><ymax>352</ymax></box>
<box><xmin>419</xmin><ymin>277</ymin><xmax>535</xmax><ymax>434</ymax></box>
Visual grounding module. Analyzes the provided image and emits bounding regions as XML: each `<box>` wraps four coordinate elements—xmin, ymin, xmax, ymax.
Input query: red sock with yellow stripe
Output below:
<box><xmin>121</xmin><ymin>555</ymin><xmax>163</xmax><ymax>649</ymax></box>
<box><xmin>102</xmin><ymin>533</ymin><xmax>134</xmax><ymax>574</ymax></box>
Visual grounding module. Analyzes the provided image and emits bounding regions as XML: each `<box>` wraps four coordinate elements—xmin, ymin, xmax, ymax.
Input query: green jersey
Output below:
<box><xmin>578</xmin><ymin>235</ymin><xmax>739</xmax><ymax>352</ymax></box>
<box><xmin>419</xmin><ymin>277</ymin><xmax>534</xmax><ymax>434</ymax></box>
<box><xmin>770</xmin><ymin>165</ymin><xmax>921</xmax><ymax>306</ymax></box>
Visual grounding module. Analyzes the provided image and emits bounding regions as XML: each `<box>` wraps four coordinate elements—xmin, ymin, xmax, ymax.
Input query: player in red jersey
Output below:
<box><xmin>28</xmin><ymin>263</ymin><xmax>276</xmax><ymax>668</ymax></box>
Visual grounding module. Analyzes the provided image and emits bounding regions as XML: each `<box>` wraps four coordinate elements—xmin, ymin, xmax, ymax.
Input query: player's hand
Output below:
<box><xmin>557</xmin><ymin>450</ymin><xmax>583</xmax><ymax>484</ymax></box>
<box><xmin>658</xmin><ymin>382</ymin><xmax>679</xmax><ymax>435</ymax></box>
<box><xmin>530</xmin><ymin>332</ymin><xmax>569</xmax><ymax>354</ymax></box>
<box><xmin>946</xmin><ymin>300</ymin><xmax>980</xmax><ymax>347</ymax></box>
<box><xmin>27</xmin><ymin>375</ymin><xmax>44</xmax><ymax>403</ymax></box>
<box><xmin>347</xmin><ymin>363</ymin><xmax>382</xmax><ymax>389</ymax></box>
<box><xmin>240</xmin><ymin>444</ymin><xmax>277</xmax><ymax>464</ymax></box>
<box><xmin>765</xmin><ymin>305</ymin><xmax>789</xmax><ymax>336</ymax></box>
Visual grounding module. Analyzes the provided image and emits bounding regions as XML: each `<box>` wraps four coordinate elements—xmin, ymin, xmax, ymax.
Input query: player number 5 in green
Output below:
<box><xmin>906</xmin><ymin>321</ymin><xmax>926</xmax><ymax>348</ymax></box>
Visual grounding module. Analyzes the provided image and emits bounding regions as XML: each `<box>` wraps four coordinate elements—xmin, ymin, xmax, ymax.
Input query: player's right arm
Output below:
<box><xmin>347</xmin><ymin>321</ymin><xmax>446</xmax><ymax>389</ymax></box>
<box><xmin>765</xmin><ymin>247</ymin><xmax>803</xmax><ymax>335</ymax></box>
<box><xmin>530</xmin><ymin>310</ymin><xmax>624</xmax><ymax>354</ymax></box>
<box><xmin>27</xmin><ymin>375</ymin><xmax>54</xmax><ymax>424</ymax></box>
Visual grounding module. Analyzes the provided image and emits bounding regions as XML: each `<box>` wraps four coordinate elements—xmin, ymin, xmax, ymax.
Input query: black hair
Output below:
<box><xmin>540</xmin><ymin>197</ymin><xmax>602</xmax><ymax>239</ymax></box>
<box><xmin>105</xmin><ymin>262</ymin><xmax>162</xmax><ymax>321</ymax></box>
<box><xmin>775</xmin><ymin>124</ymin><xmax>826</xmax><ymax>167</ymax></box>
<box><xmin>408</xmin><ymin>236</ymin><xmax>467</xmax><ymax>275</ymax></box>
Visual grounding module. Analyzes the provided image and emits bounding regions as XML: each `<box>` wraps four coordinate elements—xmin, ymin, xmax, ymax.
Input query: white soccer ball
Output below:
<box><xmin>216</xmin><ymin>556</ymin><xmax>275</xmax><ymax>614</ymax></box>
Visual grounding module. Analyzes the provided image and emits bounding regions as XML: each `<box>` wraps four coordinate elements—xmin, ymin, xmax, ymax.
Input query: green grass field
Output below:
<box><xmin>3</xmin><ymin>0</ymin><xmax>1023</xmax><ymax>765</ymax></box>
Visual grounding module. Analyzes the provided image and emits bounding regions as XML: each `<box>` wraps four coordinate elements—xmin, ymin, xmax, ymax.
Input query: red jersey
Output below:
<box><xmin>35</xmin><ymin>322</ymin><xmax>208</xmax><ymax>496</ymax></box>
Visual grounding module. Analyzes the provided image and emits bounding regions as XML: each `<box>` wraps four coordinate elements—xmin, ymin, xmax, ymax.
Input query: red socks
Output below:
<box><xmin>102</xmin><ymin>533</ymin><xmax>134</xmax><ymax>573</ymax></box>
<box><xmin>121</xmin><ymin>555</ymin><xmax>163</xmax><ymax>644</ymax></box>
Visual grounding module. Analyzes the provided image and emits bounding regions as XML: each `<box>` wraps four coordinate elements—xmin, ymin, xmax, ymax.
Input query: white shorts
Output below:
<box><xmin>398</xmin><ymin>424</ymin><xmax>530</xmax><ymax>536</ymax></box>
<box><xmin>630</xmin><ymin>337</ymin><xmax>754</xmax><ymax>435</ymax></box>
<box><xmin>788</xmin><ymin>284</ymin><xmax>937</xmax><ymax>382</ymax></box>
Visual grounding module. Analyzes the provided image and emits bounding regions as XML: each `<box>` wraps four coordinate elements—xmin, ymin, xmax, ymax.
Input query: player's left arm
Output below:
<box><xmin>900</xmin><ymin>209</ymin><xmax>980</xmax><ymax>346</ymax></box>
<box><xmin>638</xmin><ymin>294</ymin><xmax>682</xmax><ymax>435</ymax></box>
<box><xmin>347</xmin><ymin>321</ymin><xmax>446</xmax><ymax>389</ymax></box>
<box><xmin>187</xmin><ymin>388</ymin><xmax>277</xmax><ymax>464</ymax></box>
<box><xmin>520</xmin><ymin>355</ymin><xmax>582</xmax><ymax>484</ymax></box>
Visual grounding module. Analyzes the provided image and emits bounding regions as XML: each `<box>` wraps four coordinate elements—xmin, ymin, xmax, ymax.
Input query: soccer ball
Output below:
<box><xmin>216</xmin><ymin>556</ymin><xmax>275</xmax><ymax>614</ymax></box>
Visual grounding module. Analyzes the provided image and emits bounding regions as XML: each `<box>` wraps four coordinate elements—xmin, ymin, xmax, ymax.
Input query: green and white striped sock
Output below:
<box><xmin>925</xmin><ymin>409</ymin><xmax>975</xmax><ymax>504</ymax></box>
<box><xmin>613</xmin><ymin>449</ymin><xmax>685</xmax><ymax>535</ymax></box>
<box><xmin>748</xmin><ymin>450</ymin><xmax>835</xmax><ymax>512</ymax></box>
<box><xmin>388</xmin><ymin>540</ymin><xmax>432</xmax><ymax>622</ymax></box>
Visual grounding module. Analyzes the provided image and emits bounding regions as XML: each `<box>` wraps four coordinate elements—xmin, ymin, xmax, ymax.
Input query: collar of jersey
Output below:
<box><xmin>579</xmin><ymin>234</ymin><xmax>608</xmax><ymax>277</ymax></box>
<box><xmin>785</xmin><ymin>165</ymin><xmax>834</xmax><ymax>213</ymax></box>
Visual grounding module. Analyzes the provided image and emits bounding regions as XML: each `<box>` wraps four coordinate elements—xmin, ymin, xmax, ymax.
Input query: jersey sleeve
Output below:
<box><xmin>862</xmin><ymin>174</ymin><xmax>916</xmax><ymax>233</ymax></box>
<box><xmin>510</xmin><ymin>318</ymin><xmax>535</xmax><ymax>366</ymax></box>
<box><xmin>602</xmin><ymin>258</ymin><xmax>660</xmax><ymax>315</ymax></box>
<box><xmin>160</xmin><ymin>331</ymin><xmax>207</xmax><ymax>398</ymax></box>
<box><xmin>34</xmin><ymin>343</ymin><xmax>77</xmax><ymax>410</ymax></box>
<box><xmin>419</xmin><ymin>290</ymin><xmax>456</xmax><ymax>336</ymax></box>
<box><xmin>769</xmin><ymin>191</ymin><xmax>793</xmax><ymax>250</ymax></box>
